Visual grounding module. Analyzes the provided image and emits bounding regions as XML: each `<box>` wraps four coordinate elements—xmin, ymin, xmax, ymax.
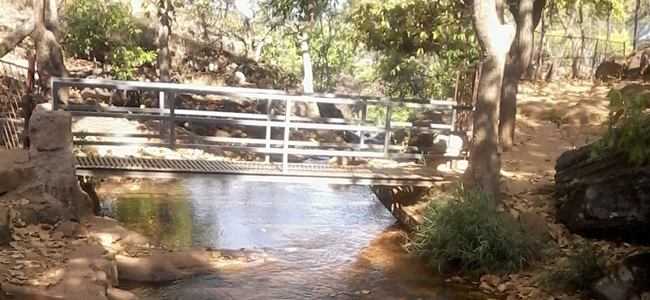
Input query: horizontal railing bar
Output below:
<box><xmin>73</xmin><ymin>169</ymin><xmax>448</xmax><ymax>187</ymax></box>
<box><xmin>69</xmin><ymin>110</ymin><xmax>458</xmax><ymax>135</ymax></box>
<box><xmin>70</xmin><ymin>111</ymin><xmax>165</xmax><ymax>120</ymax></box>
<box><xmin>52</xmin><ymin>77</ymin><xmax>471</xmax><ymax>110</ymax></box>
<box><xmin>72</xmin><ymin>131</ymin><xmax>431</xmax><ymax>151</ymax></box>
<box><xmin>73</xmin><ymin>140</ymin><xmax>467</xmax><ymax>160</ymax></box>
<box><xmin>64</xmin><ymin>104</ymin><xmax>456</xmax><ymax>129</ymax></box>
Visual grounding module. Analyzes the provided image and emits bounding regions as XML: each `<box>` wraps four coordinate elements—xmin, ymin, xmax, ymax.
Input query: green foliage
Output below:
<box><xmin>265</xmin><ymin>0</ymin><xmax>337</xmax><ymax>24</ymax></box>
<box><xmin>61</xmin><ymin>0</ymin><xmax>157</xmax><ymax>79</ymax></box>
<box><xmin>537</xmin><ymin>246</ymin><xmax>607</xmax><ymax>292</ymax></box>
<box><xmin>310</xmin><ymin>7</ymin><xmax>358</xmax><ymax>92</ymax></box>
<box><xmin>351</xmin><ymin>0</ymin><xmax>470</xmax><ymax>56</ymax></box>
<box><xmin>406</xmin><ymin>185</ymin><xmax>542</xmax><ymax>276</ymax></box>
<box><xmin>351</xmin><ymin>0</ymin><xmax>478</xmax><ymax>99</ymax></box>
<box><xmin>590</xmin><ymin>90</ymin><xmax>650</xmax><ymax>166</ymax></box>
<box><xmin>111</xmin><ymin>47</ymin><xmax>158</xmax><ymax>80</ymax></box>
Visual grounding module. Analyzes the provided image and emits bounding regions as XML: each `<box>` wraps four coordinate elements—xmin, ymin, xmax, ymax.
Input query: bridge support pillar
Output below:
<box><xmin>28</xmin><ymin>109</ymin><xmax>95</xmax><ymax>221</ymax></box>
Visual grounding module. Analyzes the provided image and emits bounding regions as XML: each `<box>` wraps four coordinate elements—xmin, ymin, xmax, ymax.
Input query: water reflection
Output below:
<box><xmin>102</xmin><ymin>179</ymin><xmax>485</xmax><ymax>300</ymax></box>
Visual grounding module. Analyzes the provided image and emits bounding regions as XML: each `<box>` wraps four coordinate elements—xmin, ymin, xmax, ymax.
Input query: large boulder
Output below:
<box><xmin>594</xmin><ymin>60</ymin><xmax>625</xmax><ymax>82</ymax></box>
<box><xmin>595</xmin><ymin>49</ymin><xmax>650</xmax><ymax>82</ymax></box>
<box><xmin>554</xmin><ymin>143</ymin><xmax>650</xmax><ymax>245</ymax></box>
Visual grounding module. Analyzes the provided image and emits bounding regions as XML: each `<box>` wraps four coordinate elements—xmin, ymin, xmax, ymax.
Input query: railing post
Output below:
<box><xmin>265</xmin><ymin>98</ymin><xmax>272</xmax><ymax>163</ymax></box>
<box><xmin>383</xmin><ymin>105</ymin><xmax>392</xmax><ymax>156</ymax></box>
<box><xmin>159</xmin><ymin>91</ymin><xmax>165</xmax><ymax>137</ymax></box>
<box><xmin>168</xmin><ymin>91</ymin><xmax>175</xmax><ymax>149</ymax></box>
<box><xmin>282</xmin><ymin>98</ymin><xmax>291</xmax><ymax>173</ymax></box>
<box><xmin>51</xmin><ymin>78</ymin><xmax>59</xmax><ymax>110</ymax></box>
<box><xmin>360</xmin><ymin>100</ymin><xmax>367</xmax><ymax>146</ymax></box>
<box><xmin>448</xmin><ymin>105</ymin><xmax>458</xmax><ymax>169</ymax></box>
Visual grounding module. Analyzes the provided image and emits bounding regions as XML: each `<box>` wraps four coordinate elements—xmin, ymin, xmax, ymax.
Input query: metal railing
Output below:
<box><xmin>0</xmin><ymin>59</ymin><xmax>29</xmax><ymax>149</ymax></box>
<box><xmin>51</xmin><ymin>77</ymin><xmax>472</xmax><ymax>174</ymax></box>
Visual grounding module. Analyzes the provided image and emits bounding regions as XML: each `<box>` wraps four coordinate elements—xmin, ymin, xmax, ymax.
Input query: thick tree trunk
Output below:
<box><xmin>33</xmin><ymin>0</ymin><xmax>68</xmax><ymax>103</ymax></box>
<box><xmin>300</xmin><ymin>33</ymin><xmax>315</xmax><ymax>94</ymax></box>
<box><xmin>464</xmin><ymin>0</ymin><xmax>516</xmax><ymax>202</ymax></box>
<box><xmin>499</xmin><ymin>0</ymin><xmax>538</xmax><ymax>151</ymax></box>
<box><xmin>0</xmin><ymin>18</ymin><xmax>34</xmax><ymax>59</ymax></box>
<box><xmin>604</xmin><ymin>6</ymin><xmax>612</xmax><ymax>57</ymax></box>
<box><xmin>298</xmin><ymin>0</ymin><xmax>320</xmax><ymax>118</ymax></box>
<box><xmin>531</xmin><ymin>8</ymin><xmax>545</xmax><ymax>80</ymax></box>
<box><xmin>157</xmin><ymin>0</ymin><xmax>173</xmax><ymax>108</ymax></box>
<box><xmin>546</xmin><ymin>0</ymin><xmax>581</xmax><ymax>82</ymax></box>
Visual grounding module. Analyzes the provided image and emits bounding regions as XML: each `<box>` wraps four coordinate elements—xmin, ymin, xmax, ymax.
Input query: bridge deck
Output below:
<box><xmin>74</xmin><ymin>156</ymin><xmax>456</xmax><ymax>186</ymax></box>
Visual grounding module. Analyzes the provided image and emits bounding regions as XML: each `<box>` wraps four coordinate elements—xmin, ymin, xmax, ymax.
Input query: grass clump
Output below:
<box><xmin>406</xmin><ymin>184</ymin><xmax>541</xmax><ymax>276</ymax></box>
<box><xmin>537</xmin><ymin>246</ymin><xmax>607</xmax><ymax>292</ymax></box>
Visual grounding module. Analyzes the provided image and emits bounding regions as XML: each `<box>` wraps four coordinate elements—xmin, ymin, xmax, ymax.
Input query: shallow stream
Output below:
<box><xmin>99</xmin><ymin>178</ymin><xmax>485</xmax><ymax>300</ymax></box>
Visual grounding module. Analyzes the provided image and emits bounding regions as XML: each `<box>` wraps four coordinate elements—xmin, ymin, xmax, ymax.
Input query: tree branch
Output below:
<box><xmin>0</xmin><ymin>18</ymin><xmax>34</xmax><ymax>59</ymax></box>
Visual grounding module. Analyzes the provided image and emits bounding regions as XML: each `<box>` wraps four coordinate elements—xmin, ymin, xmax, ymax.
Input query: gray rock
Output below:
<box><xmin>593</xmin><ymin>253</ymin><xmax>650</xmax><ymax>300</ymax></box>
<box><xmin>593</xmin><ymin>268</ymin><xmax>636</xmax><ymax>300</ymax></box>
<box><xmin>0</xmin><ymin>207</ymin><xmax>10</xmax><ymax>246</ymax></box>
<box><xmin>107</xmin><ymin>288</ymin><xmax>139</xmax><ymax>300</ymax></box>
<box><xmin>18</xmin><ymin>207</ymin><xmax>39</xmax><ymax>226</ymax></box>
<box><xmin>55</xmin><ymin>220</ymin><xmax>80</xmax><ymax>238</ymax></box>
<box><xmin>28</xmin><ymin>110</ymin><xmax>72</xmax><ymax>152</ymax></box>
<box><xmin>555</xmin><ymin>144</ymin><xmax>650</xmax><ymax>245</ymax></box>
<box><xmin>0</xmin><ymin>169</ymin><xmax>20</xmax><ymax>195</ymax></box>
<box><xmin>90</xmin><ymin>258</ymin><xmax>119</xmax><ymax>287</ymax></box>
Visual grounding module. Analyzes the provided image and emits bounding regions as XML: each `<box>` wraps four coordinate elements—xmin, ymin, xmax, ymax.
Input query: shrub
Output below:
<box><xmin>406</xmin><ymin>185</ymin><xmax>541</xmax><ymax>276</ymax></box>
<box><xmin>589</xmin><ymin>90</ymin><xmax>650</xmax><ymax>166</ymax></box>
<box><xmin>61</xmin><ymin>0</ymin><xmax>157</xmax><ymax>79</ymax></box>
<box><xmin>537</xmin><ymin>246</ymin><xmax>608</xmax><ymax>292</ymax></box>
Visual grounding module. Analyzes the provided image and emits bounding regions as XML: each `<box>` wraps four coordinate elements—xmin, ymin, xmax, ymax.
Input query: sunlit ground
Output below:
<box><xmin>500</xmin><ymin>79</ymin><xmax>612</xmax><ymax>196</ymax></box>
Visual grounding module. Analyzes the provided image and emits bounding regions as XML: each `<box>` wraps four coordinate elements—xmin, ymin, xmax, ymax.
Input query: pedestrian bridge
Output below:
<box><xmin>50</xmin><ymin>77</ymin><xmax>473</xmax><ymax>186</ymax></box>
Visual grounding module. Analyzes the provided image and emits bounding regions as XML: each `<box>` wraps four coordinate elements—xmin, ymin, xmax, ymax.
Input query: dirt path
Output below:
<box><xmin>501</xmin><ymin>80</ymin><xmax>611</xmax><ymax>196</ymax></box>
<box><xmin>482</xmin><ymin>80</ymin><xmax>650</xmax><ymax>299</ymax></box>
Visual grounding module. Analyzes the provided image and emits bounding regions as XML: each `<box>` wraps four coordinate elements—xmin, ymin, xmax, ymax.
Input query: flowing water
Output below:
<box><xmin>99</xmin><ymin>177</ymin><xmax>486</xmax><ymax>300</ymax></box>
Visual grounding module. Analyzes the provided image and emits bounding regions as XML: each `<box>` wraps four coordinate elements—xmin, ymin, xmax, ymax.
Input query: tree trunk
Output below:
<box><xmin>157</xmin><ymin>0</ymin><xmax>173</xmax><ymax>108</ymax></box>
<box><xmin>531</xmin><ymin>7</ymin><xmax>545</xmax><ymax>80</ymax></box>
<box><xmin>498</xmin><ymin>0</ymin><xmax>538</xmax><ymax>151</ymax></box>
<box><xmin>546</xmin><ymin>0</ymin><xmax>581</xmax><ymax>82</ymax></box>
<box><xmin>33</xmin><ymin>0</ymin><xmax>68</xmax><ymax>103</ymax></box>
<box><xmin>298</xmin><ymin>0</ymin><xmax>320</xmax><ymax>118</ymax></box>
<box><xmin>604</xmin><ymin>5</ymin><xmax>612</xmax><ymax>57</ymax></box>
<box><xmin>464</xmin><ymin>0</ymin><xmax>516</xmax><ymax>202</ymax></box>
<box><xmin>0</xmin><ymin>18</ymin><xmax>34</xmax><ymax>59</ymax></box>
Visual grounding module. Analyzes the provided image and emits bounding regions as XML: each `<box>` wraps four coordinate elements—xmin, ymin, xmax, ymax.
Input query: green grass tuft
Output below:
<box><xmin>406</xmin><ymin>184</ymin><xmax>542</xmax><ymax>276</ymax></box>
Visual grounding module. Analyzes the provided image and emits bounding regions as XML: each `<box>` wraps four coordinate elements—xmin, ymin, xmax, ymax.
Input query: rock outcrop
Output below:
<box><xmin>594</xmin><ymin>48</ymin><xmax>650</xmax><ymax>83</ymax></box>
<box><xmin>554</xmin><ymin>143</ymin><xmax>650</xmax><ymax>246</ymax></box>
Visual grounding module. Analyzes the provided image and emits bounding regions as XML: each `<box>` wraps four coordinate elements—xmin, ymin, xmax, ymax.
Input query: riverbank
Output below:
<box><xmin>373</xmin><ymin>80</ymin><xmax>650</xmax><ymax>299</ymax></box>
<box><xmin>0</xmin><ymin>148</ymin><xmax>265</xmax><ymax>300</ymax></box>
